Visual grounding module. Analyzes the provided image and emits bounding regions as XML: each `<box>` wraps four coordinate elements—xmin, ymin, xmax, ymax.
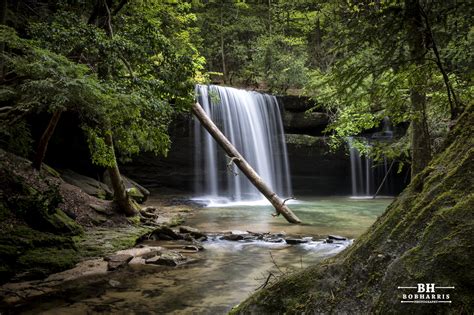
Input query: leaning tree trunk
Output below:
<box><xmin>104</xmin><ymin>131</ymin><xmax>137</xmax><ymax>216</ymax></box>
<box><xmin>405</xmin><ymin>0</ymin><xmax>432</xmax><ymax>178</ymax></box>
<box><xmin>32</xmin><ymin>110</ymin><xmax>63</xmax><ymax>170</ymax></box>
<box><xmin>192</xmin><ymin>102</ymin><xmax>301</xmax><ymax>224</ymax></box>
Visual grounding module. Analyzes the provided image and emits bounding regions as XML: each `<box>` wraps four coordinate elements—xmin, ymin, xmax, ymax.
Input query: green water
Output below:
<box><xmin>187</xmin><ymin>197</ymin><xmax>393</xmax><ymax>238</ymax></box>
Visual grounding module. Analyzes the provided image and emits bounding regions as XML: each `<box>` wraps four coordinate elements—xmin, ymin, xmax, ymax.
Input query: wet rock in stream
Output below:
<box><xmin>145</xmin><ymin>251</ymin><xmax>187</xmax><ymax>266</ymax></box>
<box><xmin>327</xmin><ymin>235</ymin><xmax>347</xmax><ymax>241</ymax></box>
<box><xmin>179</xmin><ymin>226</ymin><xmax>207</xmax><ymax>240</ymax></box>
<box><xmin>149</xmin><ymin>226</ymin><xmax>182</xmax><ymax>240</ymax></box>
<box><xmin>104</xmin><ymin>254</ymin><xmax>134</xmax><ymax>271</ymax></box>
<box><xmin>284</xmin><ymin>237</ymin><xmax>312</xmax><ymax>244</ymax></box>
<box><xmin>221</xmin><ymin>234</ymin><xmax>245</xmax><ymax>241</ymax></box>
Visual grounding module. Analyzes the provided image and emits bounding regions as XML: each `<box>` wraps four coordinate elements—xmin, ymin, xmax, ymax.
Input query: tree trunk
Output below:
<box><xmin>405</xmin><ymin>0</ymin><xmax>432</xmax><ymax>178</ymax></box>
<box><xmin>32</xmin><ymin>110</ymin><xmax>63</xmax><ymax>170</ymax></box>
<box><xmin>94</xmin><ymin>0</ymin><xmax>135</xmax><ymax>216</ymax></box>
<box><xmin>192</xmin><ymin>102</ymin><xmax>301</xmax><ymax>224</ymax></box>
<box><xmin>104</xmin><ymin>131</ymin><xmax>137</xmax><ymax>216</ymax></box>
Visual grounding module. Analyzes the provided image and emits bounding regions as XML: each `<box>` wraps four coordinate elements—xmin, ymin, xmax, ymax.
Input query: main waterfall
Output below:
<box><xmin>194</xmin><ymin>85</ymin><xmax>292</xmax><ymax>204</ymax></box>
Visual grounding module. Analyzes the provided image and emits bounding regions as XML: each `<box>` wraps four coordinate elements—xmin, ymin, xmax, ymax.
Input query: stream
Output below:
<box><xmin>20</xmin><ymin>197</ymin><xmax>391</xmax><ymax>315</ymax></box>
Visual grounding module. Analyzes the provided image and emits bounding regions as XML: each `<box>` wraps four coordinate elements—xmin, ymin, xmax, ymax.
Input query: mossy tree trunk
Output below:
<box><xmin>193</xmin><ymin>102</ymin><xmax>301</xmax><ymax>224</ymax></box>
<box><xmin>406</xmin><ymin>0</ymin><xmax>432</xmax><ymax>178</ymax></box>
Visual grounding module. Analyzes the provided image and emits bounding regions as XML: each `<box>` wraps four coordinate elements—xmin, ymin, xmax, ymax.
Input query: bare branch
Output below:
<box><xmin>226</xmin><ymin>156</ymin><xmax>240</xmax><ymax>176</ymax></box>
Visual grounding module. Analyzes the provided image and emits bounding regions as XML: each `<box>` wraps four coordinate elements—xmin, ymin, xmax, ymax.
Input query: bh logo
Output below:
<box><xmin>417</xmin><ymin>283</ymin><xmax>435</xmax><ymax>293</ymax></box>
<box><xmin>397</xmin><ymin>283</ymin><xmax>454</xmax><ymax>304</ymax></box>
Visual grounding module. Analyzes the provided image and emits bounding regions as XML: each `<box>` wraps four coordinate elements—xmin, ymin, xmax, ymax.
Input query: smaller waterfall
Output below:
<box><xmin>348</xmin><ymin>137</ymin><xmax>372</xmax><ymax>196</ymax></box>
<box><xmin>348</xmin><ymin>118</ymin><xmax>394</xmax><ymax>197</ymax></box>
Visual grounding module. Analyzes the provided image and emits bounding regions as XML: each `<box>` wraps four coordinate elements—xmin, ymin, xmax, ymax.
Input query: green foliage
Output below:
<box><xmin>83</xmin><ymin>127</ymin><xmax>115</xmax><ymax>167</ymax></box>
<box><xmin>1</xmin><ymin>0</ymin><xmax>206</xmax><ymax>166</ymax></box>
<box><xmin>192</xmin><ymin>0</ymin><xmax>316</xmax><ymax>91</ymax></box>
<box><xmin>253</xmin><ymin>34</ymin><xmax>308</xmax><ymax>93</ymax></box>
<box><xmin>303</xmin><ymin>0</ymin><xmax>472</xmax><ymax>164</ymax></box>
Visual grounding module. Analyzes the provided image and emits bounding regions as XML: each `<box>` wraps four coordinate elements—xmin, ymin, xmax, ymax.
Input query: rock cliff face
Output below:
<box><xmin>231</xmin><ymin>107</ymin><xmax>474</xmax><ymax>314</ymax></box>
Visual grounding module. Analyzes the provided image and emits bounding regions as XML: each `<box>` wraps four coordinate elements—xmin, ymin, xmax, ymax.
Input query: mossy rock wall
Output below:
<box><xmin>233</xmin><ymin>107</ymin><xmax>474</xmax><ymax>314</ymax></box>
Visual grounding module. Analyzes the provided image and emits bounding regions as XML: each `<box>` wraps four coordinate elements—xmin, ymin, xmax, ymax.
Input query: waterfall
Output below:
<box><xmin>348</xmin><ymin>118</ymin><xmax>394</xmax><ymax>197</ymax></box>
<box><xmin>194</xmin><ymin>85</ymin><xmax>292</xmax><ymax>204</ymax></box>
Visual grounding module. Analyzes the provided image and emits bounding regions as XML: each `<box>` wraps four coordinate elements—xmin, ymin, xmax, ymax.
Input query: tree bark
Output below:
<box><xmin>405</xmin><ymin>0</ymin><xmax>432</xmax><ymax>178</ymax></box>
<box><xmin>104</xmin><ymin>131</ymin><xmax>137</xmax><ymax>216</ymax></box>
<box><xmin>192</xmin><ymin>102</ymin><xmax>301</xmax><ymax>224</ymax></box>
<box><xmin>32</xmin><ymin>110</ymin><xmax>63</xmax><ymax>170</ymax></box>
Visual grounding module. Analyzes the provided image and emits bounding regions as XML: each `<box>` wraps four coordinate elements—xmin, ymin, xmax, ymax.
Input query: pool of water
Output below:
<box><xmin>20</xmin><ymin>197</ymin><xmax>392</xmax><ymax>315</ymax></box>
<box><xmin>187</xmin><ymin>196</ymin><xmax>392</xmax><ymax>239</ymax></box>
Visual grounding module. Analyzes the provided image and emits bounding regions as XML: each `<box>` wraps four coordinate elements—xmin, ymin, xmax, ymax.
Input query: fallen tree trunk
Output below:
<box><xmin>192</xmin><ymin>102</ymin><xmax>301</xmax><ymax>224</ymax></box>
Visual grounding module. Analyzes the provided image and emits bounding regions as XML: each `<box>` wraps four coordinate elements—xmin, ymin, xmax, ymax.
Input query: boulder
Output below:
<box><xmin>145</xmin><ymin>252</ymin><xmax>186</xmax><ymax>266</ymax></box>
<box><xmin>104</xmin><ymin>254</ymin><xmax>133</xmax><ymax>271</ymax></box>
<box><xmin>179</xmin><ymin>226</ymin><xmax>207</xmax><ymax>240</ymax></box>
<box><xmin>328</xmin><ymin>235</ymin><xmax>347</xmax><ymax>241</ymax></box>
<box><xmin>285</xmin><ymin>238</ymin><xmax>310</xmax><ymax>244</ymax></box>
<box><xmin>89</xmin><ymin>203</ymin><xmax>109</xmax><ymax>215</ymax></box>
<box><xmin>61</xmin><ymin>169</ymin><xmax>113</xmax><ymax>200</ymax></box>
<box><xmin>149</xmin><ymin>226</ymin><xmax>181</xmax><ymax>241</ymax></box>
<box><xmin>221</xmin><ymin>234</ymin><xmax>244</xmax><ymax>241</ymax></box>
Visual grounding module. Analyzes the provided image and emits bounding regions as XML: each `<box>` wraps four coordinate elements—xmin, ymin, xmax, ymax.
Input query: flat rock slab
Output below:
<box><xmin>145</xmin><ymin>252</ymin><xmax>186</xmax><ymax>266</ymax></box>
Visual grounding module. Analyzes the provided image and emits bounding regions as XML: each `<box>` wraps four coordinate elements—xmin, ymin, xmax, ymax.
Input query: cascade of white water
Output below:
<box><xmin>194</xmin><ymin>85</ymin><xmax>292</xmax><ymax>203</ymax></box>
<box><xmin>348</xmin><ymin>117</ymin><xmax>395</xmax><ymax>197</ymax></box>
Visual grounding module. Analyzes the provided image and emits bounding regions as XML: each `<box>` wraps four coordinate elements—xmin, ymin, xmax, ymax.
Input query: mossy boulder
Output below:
<box><xmin>5</xmin><ymin>177</ymin><xmax>82</xmax><ymax>235</ymax></box>
<box><xmin>233</xmin><ymin>108</ymin><xmax>474</xmax><ymax>314</ymax></box>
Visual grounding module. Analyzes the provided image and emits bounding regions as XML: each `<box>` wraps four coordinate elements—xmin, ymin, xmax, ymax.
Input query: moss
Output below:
<box><xmin>42</xmin><ymin>164</ymin><xmax>61</xmax><ymax>178</ymax></box>
<box><xmin>74</xmin><ymin>226</ymin><xmax>154</xmax><ymax>259</ymax></box>
<box><xmin>127</xmin><ymin>214</ymin><xmax>141</xmax><ymax>226</ymax></box>
<box><xmin>4</xmin><ymin>175</ymin><xmax>82</xmax><ymax>236</ymax></box>
<box><xmin>167</xmin><ymin>216</ymin><xmax>185</xmax><ymax>227</ymax></box>
<box><xmin>0</xmin><ymin>224</ymin><xmax>79</xmax><ymax>283</ymax></box>
<box><xmin>126</xmin><ymin>187</ymin><xmax>145</xmax><ymax>203</ymax></box>
<box><xmin>17</xmin><ymin>247</ymin><xmax>79</xmax><ymax>279</ymax></box>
